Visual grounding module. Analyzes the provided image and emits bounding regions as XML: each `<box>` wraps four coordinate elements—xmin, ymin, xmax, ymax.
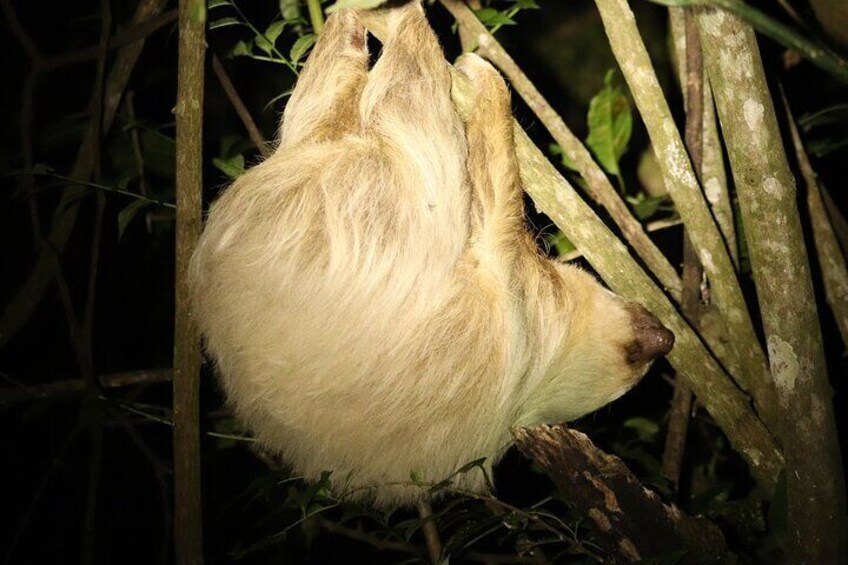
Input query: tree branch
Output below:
<box><xmin>211</xmin><ymin>54</ymin><xmax>270</xmax><ymax>158</ymax></box>
<box><xmin>698</xmin><ymin>9</ymin><xmax>847</xmax><ymax>559</ymax></box>
<box><xmin>514</xmin><ymin>424</ymin><xmax>729</xmax><ymax>563</ymax></box>
<box><xmin>784</xmin><ymin>96</ymin><xmax>848</xmax><ymax>349</ymax></box>
<box><xmin>592</xmin><ymin>0</ymin><xmax>780</xmax><ymax>436</ymax></box>
<box><xmin>173</xmin><ymin>0</ymin><xmax>206</xmax><ymax>562</ymax></box>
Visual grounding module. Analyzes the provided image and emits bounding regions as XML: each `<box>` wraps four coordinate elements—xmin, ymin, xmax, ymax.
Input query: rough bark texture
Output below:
<box><xmin>698</xmin><ymin>9</ymin><xmax>847</xmax><ymax>561</ymax></box>
<box><xmin>785</xmin><ymin>101</ymin><xmax>848</xmax><ymax>348</ymax></box>
<box><xmin>0</xmin><ymin>0</ymin><xmax>169</xmax><ymax>349</ymax></box>
<box><xmin>669</xmin><ymin>7</ymin><xmax>736</xmax><ymax>268</ymax></box>
<box><xmin>514</xmin><ymin>425</ymin><xmax>729</xmax><ymax>563</ymax></box>
<box><xmin>173</xmin><ymin>0</ymin><xmax>205</xmax><ymax>563</ymax></box>
<box><xmin>440</xmin><ymin>0</ymin><xmax>683</xmax><ymax>301</ymax></box>
<box><xmin>593</xmin><ymin>0</ymin><xmax>780</xmax><ymax>435</ymax></box>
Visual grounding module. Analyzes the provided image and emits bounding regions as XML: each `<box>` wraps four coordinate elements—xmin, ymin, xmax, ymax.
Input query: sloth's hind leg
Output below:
<box><xmin>456</xmin><ymin>54</ymin><xmax>527</xmax><ymax>257</ymax></box>
<box><xmin>279</xmin><ymin>11</ymin><xmax>368</xmax><ymax>148</ymax></box>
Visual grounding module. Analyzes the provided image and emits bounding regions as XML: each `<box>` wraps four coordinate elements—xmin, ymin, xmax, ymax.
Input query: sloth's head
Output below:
<box><xmin>517</xmin><ymin>263</ymin><xmax>674</xmax><ymax>427</ymax></box>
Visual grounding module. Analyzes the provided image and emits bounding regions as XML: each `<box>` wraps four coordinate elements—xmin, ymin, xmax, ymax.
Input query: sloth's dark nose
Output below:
<box><xmin>626</xmin><ymin>305</ymin><xmax>675</xmax><ymax>364</ymax></box>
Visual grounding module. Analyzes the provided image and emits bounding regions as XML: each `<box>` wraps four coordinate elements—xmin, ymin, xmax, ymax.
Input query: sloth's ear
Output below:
<box><xmin>279</xmin><ymin>11</ymin><xmax>369</xmax><ymax>148</ymax></box>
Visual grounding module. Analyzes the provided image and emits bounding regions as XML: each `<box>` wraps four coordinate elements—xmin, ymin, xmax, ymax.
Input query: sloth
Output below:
<box><xmin>189</xmin><ymin>3</ymin><xmax>674</xmax><ymax>506</ymax></box>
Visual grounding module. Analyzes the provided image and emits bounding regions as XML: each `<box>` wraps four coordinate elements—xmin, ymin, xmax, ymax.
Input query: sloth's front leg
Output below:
<box><xmin>279</xmin><ymin>11</ymin><xmax>368</xmax><ymax>148</ymax></box>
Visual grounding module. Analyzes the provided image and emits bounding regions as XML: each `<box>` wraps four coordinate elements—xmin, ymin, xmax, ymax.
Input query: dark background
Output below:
<box><xmin>1</xmin><ymin>0</ymin><xmax>846</xmax><ymax>562</ymax></box>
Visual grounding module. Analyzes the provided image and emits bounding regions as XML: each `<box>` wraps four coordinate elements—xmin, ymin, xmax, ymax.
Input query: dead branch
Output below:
<box><xmin>514</xmin><ymin>424</ymin><xmax>729</xmax><ymax>563</ymax></box>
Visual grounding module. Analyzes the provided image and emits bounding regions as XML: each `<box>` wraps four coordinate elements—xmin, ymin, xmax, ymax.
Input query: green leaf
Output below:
<box><xmin>255</xmin><ymin>35</ymin><xmax>274</xmax><ymax>56</ymax></box>
<box><xmin>229</xmin><ymin>39</ymin><xmax>253</xmax><ymax>58</ymax></box>
<box><xmin>117</xmin><ymin>199</ymin><xmax>151</xmax><ymax>240</ymax></box>
<box><xmin>289</xmin><ymin>33</ymin><xmax>316</xmax><ymax>64</ymax></box>
<box><xmin>265</xmin><ymin>20</ymin><xmax>286</xmax><ymax>46</ymax></box>
<box><xmin>209</xmin><ymin>17</ymin><xmax>243</xmax><ymax>30</ymax></box>
<box><xmin>586</xmin><ymin>70</ymin><xmax>632</xmax><ymax>176</ymax></box>
<box><xmin>474</xmin><ymin>8</ymin><xmax>516</xmax><ymax>26</ymax></box>
<box><xmin>212</xmin><ymin>154</ymin><xmax>246</xmax><ymax>179</ymax></box>
<box><xmin>512</xmin><ymin>0</ymin><xmax>540</xmax><ymax>8</ymax></box>
<box><xmin>280</xmin><ymin>0</ymin><xmax>301</xmax><ymax>22</ymax></box>
<box><xmin>623</xmin><ymin>417</ymin><xmax>659</xmax><ymax>440</ymax></box>
<box><xmin>326</xmin><ymin>0</ymin><xmax>387</xmax><ymax>14</ymax></box>
<box><xmin>627</xmin><ymin>193</ymin><xmax>666</xmax><ymax>220</ymax></box>
<box><xmin>208</xmin><ymin>0</ymin><xmax>230</xmax><ymax>9</ymax></box>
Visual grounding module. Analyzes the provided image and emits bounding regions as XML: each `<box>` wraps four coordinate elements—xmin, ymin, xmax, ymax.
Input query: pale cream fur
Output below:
<box><xmin>189</xmin><ymin>4</ymin><xmax>653</xmax><ymax>506</ymax></box>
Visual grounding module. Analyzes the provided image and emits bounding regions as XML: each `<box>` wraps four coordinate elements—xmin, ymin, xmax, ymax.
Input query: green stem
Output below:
<box><xmin>307</xmin><ymin>0</ymin><xmax>324</xmax><ymax>34</ymax></box>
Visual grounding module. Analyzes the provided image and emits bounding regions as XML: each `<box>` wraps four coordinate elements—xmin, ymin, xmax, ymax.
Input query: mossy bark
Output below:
<box><xmin>698</xmin><ymin>8</ymin><xmax>847</xmax><ymax>561</ymax></box>
<box><xmin>593</xmin><ymin>0</ymin><xmax>780</xmax><ymax>434</ymax></box>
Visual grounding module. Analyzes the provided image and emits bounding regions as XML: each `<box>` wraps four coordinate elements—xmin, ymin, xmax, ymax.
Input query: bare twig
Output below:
<box><xmin>822</xmin><ymin>187</ymin><xmax>848</xmax><ymax>257</ymax></box>
<box><xmin>173</xmin><ymin>0</ymin><xmax>207</xmax><ymax>562</ymax></box>
<box><xmin>439</xmin><ymin>0</ymin><xmax>683</xmax><ymax>301</ymax></box>
<box><xmin>43</xmin><ymin>9</ymin><xmax>179</xmax><ymax>72</ymax></box>
<box><xmin>125</xmin><ymin>91</ymin><xmax>153</xmax><ymax>233</ymax></box>
<box><xmin>669</xmin><ymin>8</ymin><xmax>736</xmax><ymax>268</ymax></box>
<box><xmin>0</xmin><ymin>369</ymin><xmax>173</xmax><ymax>404</ymax></box>
<box><xmin>211</xmin><ymin>55</ymin><xmax>271</xmax><ymax>158</ymax></box>
<box><xmin>783</xmin><ymin>95</ymin><xmax>848</xmax><ymax>348</ymax></box>
<box><xmin>316</xmin><ymin>517</ymin><xmax>418</xmax><ymax>556</ymax></box>
<box><xmin>662</xmin><ymin>9</ymin><xmax>703</xmax><ymax>490</ymax></box>
<box><xmin>699</xmin><ymin>9</ymin><xmax>847</xmax><ymax>559</ymax></box>
<box><xmin>417</xmin><ymin>500</ymin><xmax>443</xmax><ymax>564</ymax></box>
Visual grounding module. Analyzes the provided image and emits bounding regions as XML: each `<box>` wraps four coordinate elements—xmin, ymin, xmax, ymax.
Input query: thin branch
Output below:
<box><xmin>306</xmin><ymin>0</ymin><xmax>324</xmax><ymax>33</ymax></box>
<box><xmin>514</xmin><ymin>425</ymin><xmax>729</xmax><ymax>562</ymax></box>
<box><xmin>662</xmin><ymin>8</ymin><xmax>703</xmax><ymax>491</ymax></box>
<box><xmin>0</xmin><ymin>0</ymin><xmax>171</xmax><ymax>349</ymax></box>
<box><xmin>592</xmin><ymin>0</ymin><xmax>780</xmax><ymax>435</ymax></box>
<box><xmin>417</xmin><ymin>500</ymin><xmax>443</xmax><ymax>565</ymax></box>
<box><xmin>698</xmin><ymin>9</ymin><xmax>846</xmax><ymax>559</ymax></box>
<box><xmin>211</xmin><ymin>54</ymin><xmax>271</xmax><ymax>157</ymax></box>
<box><xmin>125</xmin><ymin>91</ymin><xmax>154</xmax><ymax>233</ymax></box>
<box><xmin>173</xmin><ymin>0</ymin><xmax>206</xmax><ymax>562</ymax></box>
<box><xmin>0</xmin><ymin>369</ymin><xmax>173</xmax><ymax>405</ymax></box>
<box><xmin>822</xmin><ymin>186</ymin><xmax>848</xmax><ymax>259</ymax></box>
<box><xmin>43</xmin><ymin>9</ymin><xmax>179</xmax><ymax>72</ymax></box>
<box><xmin>439</xmin><ymin>0</ymin><xmax>683</xmax><ymax>301</ymax></box>
<box><xmin>316</xmin><ymin>517</ymin><xmax>418</xmax><ymax>556</ymax></box>
<box><xmin>783</xmin><ymin>95</ymin><xmax>848</xmax><ymax>348</ymax></box>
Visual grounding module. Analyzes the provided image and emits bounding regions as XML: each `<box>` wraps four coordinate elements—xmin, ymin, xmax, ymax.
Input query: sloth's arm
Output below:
<box><xmin>279</xmin><ymin>11</ymin><xmax>368</xmax><ymax>148</ymax></box>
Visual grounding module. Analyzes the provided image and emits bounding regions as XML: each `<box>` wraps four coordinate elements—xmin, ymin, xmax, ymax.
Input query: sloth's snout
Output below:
<box><xmin>626</xmin><ymin>305</ymin><xmax>675</xmax><ymax>364</ymax></box>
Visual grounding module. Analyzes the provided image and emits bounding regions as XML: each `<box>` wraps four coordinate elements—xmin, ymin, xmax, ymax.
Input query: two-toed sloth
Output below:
<box><xmin>189</xmin><ymin>2</ymin><xmax>674</xmax><ymax>506</ymax></box>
